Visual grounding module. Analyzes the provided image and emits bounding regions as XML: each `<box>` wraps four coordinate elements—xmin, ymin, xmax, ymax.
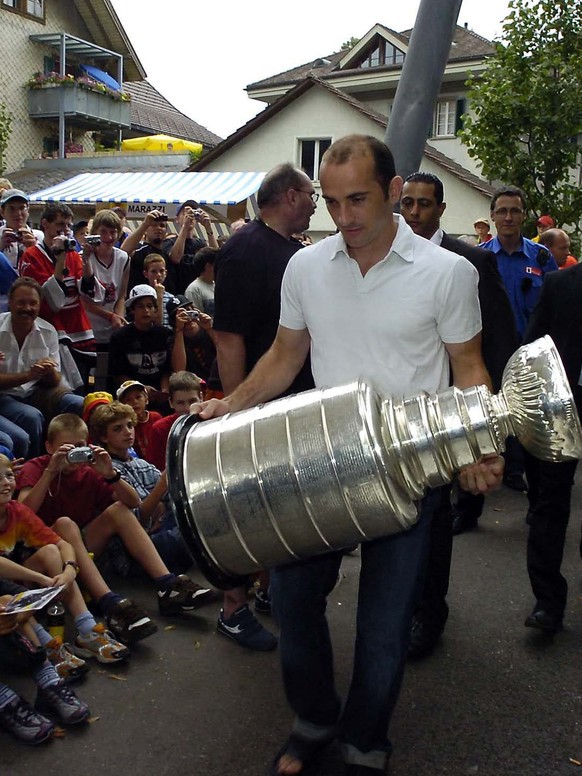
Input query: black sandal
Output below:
<box><xmin>269</xmin><ymin>731</ymin><xmax>334</xmax><ymax>775</ymax></box>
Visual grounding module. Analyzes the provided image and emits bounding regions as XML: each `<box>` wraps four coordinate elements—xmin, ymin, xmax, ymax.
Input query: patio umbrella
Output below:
<box><xmin>121</xmin><ymin>135</ymin><xmax>203</xmax><ymax>154</ymax></box>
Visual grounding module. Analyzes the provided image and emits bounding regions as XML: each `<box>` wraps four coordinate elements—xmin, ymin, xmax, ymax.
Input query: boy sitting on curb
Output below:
<box><xmin>89</xmin><ymin>389</ymin><xmax>199</xmax><ymax>577</ymax></box>
<box><xmin>16</xmin><ymin>414</ymin><xmax>212</xmax><ymax>623</ymax></box>
<box><xmin>0</xmin><ymin>453</ymin><xmax>129</xmax><ymax>668</ymax></box>
<box><xmin>115</xmin><ymin>380</ymin><xmax>161</xmax><ymax>463</ymax></box>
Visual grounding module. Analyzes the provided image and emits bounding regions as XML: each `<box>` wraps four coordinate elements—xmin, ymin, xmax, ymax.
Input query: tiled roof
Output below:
<box><xmin>192</xmin><ymin>76</ymin><xmax>493</xmax><ymax>197</ymax></box>
<box><xmin>123</xmin><ymin>81</ymin><xmax>223</xmax><ymax>148</ymax></box>
<box><xmin>247</xmin><ymin>24</ymin><xmax>495</xmax><ymax>91</ymax></box>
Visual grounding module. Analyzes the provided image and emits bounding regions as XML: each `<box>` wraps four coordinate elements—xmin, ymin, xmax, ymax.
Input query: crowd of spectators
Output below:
<box><xmin>0</xmin><ymin>187</ymin><xmax>238</xmax><ymax>745</ymax></box>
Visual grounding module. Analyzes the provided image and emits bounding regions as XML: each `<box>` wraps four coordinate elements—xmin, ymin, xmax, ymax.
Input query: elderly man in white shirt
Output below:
<box><xmin>0</xmin><ymin>277</ymin><xmax>83</xmax><ymax>457</ymax></box>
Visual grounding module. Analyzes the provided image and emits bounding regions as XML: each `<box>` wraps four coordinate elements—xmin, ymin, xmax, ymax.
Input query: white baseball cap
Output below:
<box><xmin>125</xmin><ymin>284</ymin><xmax>157</xmax><ymax>310</ymax></box>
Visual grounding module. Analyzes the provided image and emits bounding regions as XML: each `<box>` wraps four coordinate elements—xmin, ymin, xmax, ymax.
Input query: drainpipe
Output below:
<box><xmin>386</xmin><ymin>0</ymin><xmax>463</xmax><ymax>188</ymax></box>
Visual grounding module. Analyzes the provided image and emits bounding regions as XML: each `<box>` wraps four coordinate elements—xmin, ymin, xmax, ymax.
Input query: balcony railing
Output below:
<box><xmin>28</xmin><ymin>80</ymin><xmax>131</xmax><ymax>130</ymax></box>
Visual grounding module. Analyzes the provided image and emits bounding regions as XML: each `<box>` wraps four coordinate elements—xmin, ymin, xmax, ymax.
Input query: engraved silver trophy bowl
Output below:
<box><xmin>167</xmin><ymin>336</ymin><xmax>582</xmax><ymax>588</ymax></box>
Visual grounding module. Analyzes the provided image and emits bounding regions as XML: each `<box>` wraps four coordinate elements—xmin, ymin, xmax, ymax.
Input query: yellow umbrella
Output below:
<box><xmin>121</xmin><ymin>135</ymin><xmax>203</xmax><ymax>154</ymax></box>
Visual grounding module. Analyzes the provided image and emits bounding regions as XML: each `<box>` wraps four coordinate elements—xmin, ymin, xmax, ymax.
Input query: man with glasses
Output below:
<box><xmin>481</xmin><ymin>187</ymin><xmax>558</xmax><ymax>492</ymax></box>
<box><xmin>482</xmin><ymin>186</ymin><xmax>557</xmax><ymax>341</ymax></box>
<box><xmin>210</xmin><ymin>163</ymin><xmax>316</xmax><ymax>652</ymax></box>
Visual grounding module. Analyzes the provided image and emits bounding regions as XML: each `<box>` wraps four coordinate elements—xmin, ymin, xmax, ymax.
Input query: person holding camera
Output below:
<box><xmin>121</xmin><ymin>209</ymin><xmax>173</xmax><ymax>294</ymax></box>
<box><xmin>0</xmin><ymin>278</ymin><xmax>84</xmax><ymax>458</ymax></box>
<box><xmin>0</xmin><ymin>189</ymin><xmax>43</xmax><ymax>271</ymax></box>
<box><xmin>162</xmin><ymin>201</ymin><xmax>218</xmax><ymax>293</ymax></box>
<box><xmin>18</xmin><ymin>203</ymin><xmax>101</xmax><ymax>389</ymax></box>
<box><xmin>78</xmin><ymin>209</ymin><xmax>130</xmax><ymax>346</ymax></box>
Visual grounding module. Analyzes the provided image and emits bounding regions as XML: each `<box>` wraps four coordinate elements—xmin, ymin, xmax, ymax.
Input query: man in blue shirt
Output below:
<box><xmin>481</xmin><ymin>186</ymin><xmax>558</xmax><ymax>492</ymax></box>
<box><xmin>481</xmin><ymin>186</ymin><xmax>558</xmax><ymax>340</ymax></box>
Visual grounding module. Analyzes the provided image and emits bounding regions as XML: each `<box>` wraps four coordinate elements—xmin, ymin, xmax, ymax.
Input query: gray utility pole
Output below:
<box><xmin>386</xmin><ymin>0</ymin><xmax>463</xmax><ymax>183</ymax></box>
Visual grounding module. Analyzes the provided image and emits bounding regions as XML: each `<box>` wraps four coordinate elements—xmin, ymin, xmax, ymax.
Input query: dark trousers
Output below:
<box><xmin>414</xmin><ymin>485</ymin><xmax>453</xmax><ymax>628</ymax></box>
<box><xmin>504</xmin><ymin>435</ymin><xmax>525</xmax><ymax>478</ymax></box>
<box><xmin>270</xmin><ymin>491</ymin><xmax>438</xmax><ymax>768</ymax></box>
<box><xmin>524</xmin><ymin>451</ymin><xmax>579</xmax><ymax>617</ymax></box>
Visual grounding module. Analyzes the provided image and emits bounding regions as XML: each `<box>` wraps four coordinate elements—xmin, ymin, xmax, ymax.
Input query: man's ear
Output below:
<box><xmin>388</xmin><ymin>176</ymin><xmax>403</xmax><ymax>205</ymax></box>
<box><xmin>439</xmin><ymin>201</ymin><xmax>447</xmax><ymax>218</ymax></box>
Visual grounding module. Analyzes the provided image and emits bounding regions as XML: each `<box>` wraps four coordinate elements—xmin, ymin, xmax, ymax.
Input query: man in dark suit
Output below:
<box><xmin>521</xmin><ymin>263</ymin><xmax>582</xmax><ymax>633</ymax></box>
<box><xmin>400</xmin><ymin>172</ymin><xmax>518</xmax><ymax>656</ymax></box>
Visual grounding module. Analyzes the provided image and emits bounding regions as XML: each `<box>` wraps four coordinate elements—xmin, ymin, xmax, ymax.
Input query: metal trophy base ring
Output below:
<box><xmin>167</xmin><ymin>336</ymin><xmax>582</xmax><ymax>588</ymax></box>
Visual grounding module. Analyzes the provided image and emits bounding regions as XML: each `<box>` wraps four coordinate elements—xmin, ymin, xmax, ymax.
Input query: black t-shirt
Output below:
<box><xmin>128</xmin><ymin>243</ymin><xmax>174</xmax><ymax>295</ymax></box>
<box><xmin>213</xmin><ymin>219</ymin><xmax>313</xmax><ymax>395</ymax></box>
<box><xmin>161</xmin><ymin>235</ymin><xmax>206</xmax><ymax>295</ymax></box>
<box><xmin>109</xmin><ymin>323</ymin><xmax>172</xmax><ymax>389</ymax></box>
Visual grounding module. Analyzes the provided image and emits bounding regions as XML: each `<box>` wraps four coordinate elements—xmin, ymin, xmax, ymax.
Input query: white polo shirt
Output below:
<box><xmin>280</xmin><ymin>215</ymin><xmax>481</xmax><ymax>398</ymax></box>
<box><xmin>0</xmin><ymin>312</ymin><xmax>60</xmax><ymax>397</ymax></box>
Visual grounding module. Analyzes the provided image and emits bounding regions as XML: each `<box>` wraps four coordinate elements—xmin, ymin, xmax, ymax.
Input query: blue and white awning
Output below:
<box><xmin>29</xmin><ymin>171</ymin><xmax>266</xmax><ymax>205</ymax></box>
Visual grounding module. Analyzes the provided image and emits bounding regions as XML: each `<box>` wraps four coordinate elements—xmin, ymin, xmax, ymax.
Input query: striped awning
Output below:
<box><xmin>29</xmin><ymin>171</ymin><xmax>266</xmax><ymax>205</ymax></box>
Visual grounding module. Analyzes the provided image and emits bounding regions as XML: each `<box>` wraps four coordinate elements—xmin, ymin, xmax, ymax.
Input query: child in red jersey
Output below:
<box><xmin>115</xmin><ymin>380</ymin><xmax>161</xmax><ymax>463</ymax></box>
<box><xmin>148</xmin><ymin>371</ymin><xmax>204</xmax><ymax>472</ymax></box>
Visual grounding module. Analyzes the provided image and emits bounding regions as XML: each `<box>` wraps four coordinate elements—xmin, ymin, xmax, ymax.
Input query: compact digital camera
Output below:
<box><xmin>85</xmin><ymin>235</ymin><xmax>101</xmax><ymax>246</ymax></box>
<box><xmin>61</xmin><ymin>237</ymin><xmax>77</xmax><ymax>251</ymax></box>
<box><xmin>66</xmin><ymin>446</ymin><xmax>94</xmax><ymax>464</ymax></box>
<box><xmin>185</xmin><ymin>309</ymin><xmax>200</xmax><ymax>320</ymax></box>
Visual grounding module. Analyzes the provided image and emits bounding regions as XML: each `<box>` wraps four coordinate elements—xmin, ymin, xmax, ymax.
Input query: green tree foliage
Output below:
<box><xmin>340</xmin><ymin>36</ymin><xmax>360</xmax><ymax>51</ymax></box>
<box><xmin>460</xmin><ymin>0</ymin><xmax>582</xmax><ymax>235</ymax></box>
<box><xmin>0</xmin><ymin>102</ymin><xmax>12</xmax><ymax>175</ymax></box>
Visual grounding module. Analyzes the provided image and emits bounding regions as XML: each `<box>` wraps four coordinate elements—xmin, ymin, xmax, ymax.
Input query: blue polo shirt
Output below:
<box><xmin>481</xmin><ymin>235</ymin><xmax>558</xmax><ymax>339</ymax></box>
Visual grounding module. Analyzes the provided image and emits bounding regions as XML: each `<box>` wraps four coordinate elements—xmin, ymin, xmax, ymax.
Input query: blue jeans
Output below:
<box><xmin>0</xmin><ymin>393</ymin><xmax>84</xmax><ymax>459</ymax></box>
<box><xmin>0</xmin><ymin>416</ymin><xmax>29</xmax><ymax>459</ymax></box>
<box><xmin>270</xmin><ymin>490</ymin><xmax>438</xmax><ymax>770</ymax></box>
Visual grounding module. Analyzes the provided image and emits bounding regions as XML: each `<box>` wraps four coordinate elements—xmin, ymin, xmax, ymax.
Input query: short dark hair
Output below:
<box><xmin>9</xmin><ymin>276</ymin><xmax>41</xmax><ymax>300</ymax></box>
<box><xmin>404</xmin><ymin>172</ymin><xmax>444</xmax><ymax>205</ymax></box>
<box><xmin>40</xmin><ymin>202</ymin><xmax>74</xmax><ymax>223</ymax></box>
<box><xmin>257</xmin><ymin>164</ymin><xmax>308</xmax><ymax>209</ymax></box>
<box><xmin>490</xmin><ymin>186</ymin><xmax>527</xmax><ymax>212</ymax></box>
<box><xmin>321</xmin><ymin>135</ymin><xmax>396</xmax><ymax>197</ymax></box>
<box><xmin>191</xmin><ymin>246</ymin><xmax>219</xmax><ymax>278</ymax></box>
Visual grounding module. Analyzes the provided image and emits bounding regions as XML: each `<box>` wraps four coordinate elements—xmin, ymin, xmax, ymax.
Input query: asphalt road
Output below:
<box><xmin>2</xmin><ymin>481</ymin><xmax>581</xmax><ymax>776</ymax></box>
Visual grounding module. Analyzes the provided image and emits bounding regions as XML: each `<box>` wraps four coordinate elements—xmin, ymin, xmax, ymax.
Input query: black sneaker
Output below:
<box><xmin>35</xmin><ymin>681</ymin><xmax>90</xmax><ymax>726</ymax></box>
<box><xmin>107</xmin><ymin>598</ymin><xmax>158</xmax><ymax>644</ymax></box>
<box><xmin>158</xmin><ymin>575</ymin><xmax>217</xmax><ymax>616</ymax></box>
<box><xmin>0</xmin><ymin>696</ymin><xmax>54</xmax><ymax>745</ymax></box>
<box><xmin>254</xmin><ymin>587</ymin><xmax>272</xmax><ymax>615</ymax></box>
<box><xmin>217</xmin><ymin>604</ymin><xmax>278</xmax><ymax>651</ymax></box>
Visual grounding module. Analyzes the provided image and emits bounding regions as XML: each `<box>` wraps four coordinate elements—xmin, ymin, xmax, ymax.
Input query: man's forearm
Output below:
<box><xmin>215</xmin><ymin>331</ymin><xmax>247</xmax><ymax>395</ymax></box>
<box><xmin>0</xmin><ymin>370</ymin><xmax>34</xmax><ymax>390</ymax></box>
<box><xmin>169</xmin><ymin>232</ymin><xmax>187</xmax><ymax>264</ymax></box>
<box><xmin>225</xmin><ymin>336</ymin><xmax>307</xmax><ymax>413</ymax></box>
<box><xmin>171</xmin><ymin>332</ymin><xmax>187</xmax><ymax>372</ymax></box>
<box><xmin>121</xmin><ymin>224</ymin><xmax>147</xmax><ymax>256</ymax></box>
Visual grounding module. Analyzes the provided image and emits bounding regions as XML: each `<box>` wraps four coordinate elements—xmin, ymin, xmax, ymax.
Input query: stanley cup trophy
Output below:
<box><xmin>167</xmin><ymin>337</ymin><xmax>582</xmax><ymax>589</ymax></box>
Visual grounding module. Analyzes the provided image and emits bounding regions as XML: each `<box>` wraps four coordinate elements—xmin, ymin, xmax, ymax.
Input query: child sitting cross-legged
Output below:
<box><xmin>89</xmin><ymin>387</ymin><xmax>207</xmax><ymax>579</ymax></box>
<box><xmin>0</xmin><ymin>453</ymin><xmax>129</xmax><ymax>670</ymax></box>
<box><xmin>17</xmin><ymin>414</ymin><xmax>214</xmax><ymax>619</ymax></box>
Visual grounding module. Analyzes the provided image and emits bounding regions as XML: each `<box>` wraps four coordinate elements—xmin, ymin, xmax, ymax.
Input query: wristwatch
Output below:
<box><xmin>104</xmin><ymin>470</ymin><xmax>121</xmax><ymax>484</ymax></box>
<box><xmin>63</xmin><ymin>560</ymin><xmax>80</xmax><ymax>576</ymax></box>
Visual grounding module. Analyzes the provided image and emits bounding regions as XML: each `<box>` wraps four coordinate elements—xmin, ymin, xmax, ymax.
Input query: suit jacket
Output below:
<box><xmin>524</xmin><ymin>262</ymin><xmax>582</xmax><ymax>409</ymax></box>
<box><xmin>441</xmin><ymin>234</ymin><xmax>519</xmax><ymax>391</ymax></box>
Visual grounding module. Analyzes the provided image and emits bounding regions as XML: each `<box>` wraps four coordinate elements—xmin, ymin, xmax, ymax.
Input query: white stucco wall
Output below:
<box><xmin>201</xmin><ymin>85</ymin><xmax>491</xmax><ymax>240</ymax></box>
